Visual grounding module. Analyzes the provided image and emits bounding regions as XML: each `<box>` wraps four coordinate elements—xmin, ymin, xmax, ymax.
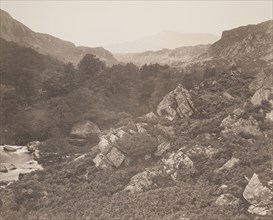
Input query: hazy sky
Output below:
<box><xmin>1</xmin><ymin>1</ymin><xmax>272</xmax><ymax>47</ymax></box>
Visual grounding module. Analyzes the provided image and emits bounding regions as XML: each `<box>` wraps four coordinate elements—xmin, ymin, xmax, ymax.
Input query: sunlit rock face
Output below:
<box><xmin>0</xmin><ymin>145</ymin><xmax>43</xmax><ymax>182</ymax></box>
<box><xmin>207</xmin><ymin>20</ymin><xmax>273</xmax><ymax>61</ymax></box>
<box><xmin>157</xmin><ymin>84</ymin><xmax>196</xmax><ymax>121</ymax></box>
<box><xmin>243</xmin><ymin>173</ymin><xmax>273</xmax><ymax>216</ymax></box>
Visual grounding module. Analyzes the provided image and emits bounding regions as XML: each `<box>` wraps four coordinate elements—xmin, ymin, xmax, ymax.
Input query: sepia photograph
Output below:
<box><xmin>0</xmin><ymin>0</ymin><xmax>272</xmax><ymax>219</ymax></box>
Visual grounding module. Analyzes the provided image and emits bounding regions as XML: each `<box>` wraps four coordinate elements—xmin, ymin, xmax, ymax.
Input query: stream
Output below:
<box><xmin>0</xmin><ymin>145</ymin><xmax>43</xmax><ymax>182</ymax></box>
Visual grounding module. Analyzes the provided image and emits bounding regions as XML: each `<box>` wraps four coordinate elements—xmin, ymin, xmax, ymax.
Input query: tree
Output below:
<box><xmin>78</xmin><ymin>54</ymin><xmax>106</xmax><ymax>77</ymax></box>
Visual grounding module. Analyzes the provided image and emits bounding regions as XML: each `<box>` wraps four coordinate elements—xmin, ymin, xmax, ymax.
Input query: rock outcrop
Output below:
<box><xmin>157</xmin><ymin>84</ymin><xmax>196</xmax><ymax>120</ymax></box>
<box><xmin>93</xmin><ymin>128</ymin><xmax>128</xmax><ymax>170</ymax></box>
<box><xmin>70</xmin><ymin>120</ymin><xmax>100</xmax><ymax>139</ymax></box>
<box><xmin>243</xmin><ymin>173</ymin><xmax>273</xmax><ymax>216</ymax></box>
<box><xmin>221</xmin><ymin>108</ymin><xmax>261</xmax><ymax>136</ymax></box>
<box><xmin>93</xmin><ymin>117</ymin><xmax>177</xmax><ymax>171</ymax></box>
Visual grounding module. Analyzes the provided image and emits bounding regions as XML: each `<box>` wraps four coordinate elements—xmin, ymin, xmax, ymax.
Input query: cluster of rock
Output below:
<box><xmin>157</xmin><ymin>84</ymin><xmax>196</xmax><ymax>121</ymax></box>
<box><xmin>220</xmin><ymin>108</ymin><xmax>261</xmax><ymax>137</ymax></box>
<box><xmin>93</xmin><ymin>123</ymin><xmax>143</xmax><ymax>170</ymax></box>
<box><xmin>92</xmin><ymin>121</ymin><xmax>172</xmax><ymax>171</ymax></box>
<box><xmin>125</xmin><ymin>145</ymin><xmax>218</xmax><ymax>193</ymax></box>
<box><xmin>92</xmin><ymin>84</ymin><xmax>196</xmax><ymax>171</ymax></box>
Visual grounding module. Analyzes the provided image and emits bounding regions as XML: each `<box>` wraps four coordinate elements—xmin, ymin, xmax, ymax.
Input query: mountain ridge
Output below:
<box><xmin>0</xmin><ymin>9</ymin><xmax>118</xmax><ymax>66</ymax></box>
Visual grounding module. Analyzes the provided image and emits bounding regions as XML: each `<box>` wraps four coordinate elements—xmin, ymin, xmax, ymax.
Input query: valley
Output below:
<box><xmin>0</xmin><ymin>7</ymin><xmax>273</xmax><ymax>220</ymax></box>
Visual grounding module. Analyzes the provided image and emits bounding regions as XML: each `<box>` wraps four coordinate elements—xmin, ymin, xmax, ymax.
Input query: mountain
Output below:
<box><xmin>106</xmin><ymin>31</ymin><xmax>219</xmax><ymax>53</ymax></box>
<box><xmin>0</xmin><ymin>9</ymin><xmax>118</xmax><ymax>66</ymax></box>
<box><xmin>114</xmin><ymin>44</ymin><xmax>210</xmax><ymax>67</ymax></box>
<box><xmin>114</xmin><ymin>20</ymin><xmax>273</xmax><ymax>69</ymax></box>
<box><xmin>199</xmin><ymin>20</ymin><xmax>273</xmax><ymax>62</ymax></box>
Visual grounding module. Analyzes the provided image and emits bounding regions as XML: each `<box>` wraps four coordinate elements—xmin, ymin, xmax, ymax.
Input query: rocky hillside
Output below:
<box><xmin>1</xmin><ymin>62</ymin><xmax>273</xmax><ymax>219</ymax></box>
<box><xmin>0</xmin><ymin>9</ymin><xmax>118</xmax><ymax>66</ymax></box>
<box><xmin>200</xmin><ymin>20</ymin><xmax>273</xmax><ymax>62</ymax></box>
<box><xmin>114</xmin><ymin>45</ymin><xmax>210</xmax><ymax>67</ymax></box>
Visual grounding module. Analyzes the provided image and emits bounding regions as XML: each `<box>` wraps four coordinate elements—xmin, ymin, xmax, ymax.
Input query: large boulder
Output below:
<box><xmin>243</xmin><ymin>173</ymin><xmax>273</xmax><ymax>216</ymax></box>
<box><xmin>106</xmin><ymin>147</ymin><xmax>125</xmax><ymax>168</ymax></box>
<box><xmin>157</xmin><ymin>84</ymin><xmax>196</xmax><ymax>120</ymax></box>
<box><xmin>70</xmin><ymin>120</ymin><xmax>100</xmax><ymax>139</ymax></box>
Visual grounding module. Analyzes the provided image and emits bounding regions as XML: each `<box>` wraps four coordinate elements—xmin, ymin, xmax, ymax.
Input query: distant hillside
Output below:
<box><xmin>114</xmin><ymin>45</ymin><xmax>210</xmax><ymax>67</ymax></box>
<box><xmin>106</xmin><ymin>31</ymin><xmax>219</xmax><ymax>53</ymax></box>
<box><xmin>199</xmin><ymin>20</ymin><xmax>273</xmax><ymax>62</ymax></box>
<box><xmin>0</xmin><ymin>9</ymin><xmax>118</xmax><ymax>66</ymax></box>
